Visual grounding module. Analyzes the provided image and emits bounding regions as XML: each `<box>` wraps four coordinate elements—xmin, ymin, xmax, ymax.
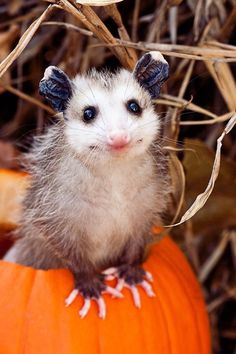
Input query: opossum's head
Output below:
<box><xmin>39</xmin><ymin>52</ymin><xmax>169</xmax><ymax>164</ymax></box>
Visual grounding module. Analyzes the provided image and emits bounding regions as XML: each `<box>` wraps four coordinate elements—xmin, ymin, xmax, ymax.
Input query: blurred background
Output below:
<box><xmin>0</xmin><ymin>0</ymin><xmax>235</xmax><ymax>353</ymax></box>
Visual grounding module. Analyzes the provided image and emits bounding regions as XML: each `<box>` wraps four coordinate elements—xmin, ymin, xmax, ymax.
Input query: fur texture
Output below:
<box><xmin>7</xmin><ymin>68</ymin><xmax>170</xmax><ymax>275</ymax></box>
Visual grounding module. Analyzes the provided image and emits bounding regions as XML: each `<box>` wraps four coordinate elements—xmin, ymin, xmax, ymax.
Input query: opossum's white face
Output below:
<box><xmin>39</xmin><ymin>51</ymin><xmax>169</xmax><ymax>165</ymax></box>
<box><xmin>64</xmin><ymin>69</ymin><xmax>160</xmax><ymax>163</ymax></box>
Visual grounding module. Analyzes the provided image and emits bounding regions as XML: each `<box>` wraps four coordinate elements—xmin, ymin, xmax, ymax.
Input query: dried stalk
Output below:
<box><xmin>42</xmin><ymin>21</ymin><xmax>93</xmax><ymax>36</ymax></box>
<box><xmin>0</xmin><ymin>5</ymin><xmax>55</xmax><ymax>78</ymax></box>
<box><xmin>166</xmin><ymin>113</ymin><xmax>236</xmax><ymax>227</ymax></box>
<box><xmin>113</xmin><ymin>39</ymin><xmax>236</xmax><ymax>61</ymax></box>
<box><xmin>199</xmin><ymin>231</ymin><xmax>230</xmax><ymax>282</ymax></box>
<box><xmin>47</xmin><ymin>0</ymin><xmax>136</xmax><ymax>69</ymax></box>
<box><xmin>0</xmin><ymin>80</ymin><xmax>55</xmax><ymax>114</ymax></box>
<box><xmin>208</xmin><ymin>286</ymin><xmax>236</xmax><ymax>312</ymax></box>
<box><xmin>131</xmin><ymin>0</ymin><xmax>141</xmax><ymax>42</ymax></box>
<box><xmin>104</xmin><ymin>4</ymin><xmax>137</xmax><ymax>63</ymax></box>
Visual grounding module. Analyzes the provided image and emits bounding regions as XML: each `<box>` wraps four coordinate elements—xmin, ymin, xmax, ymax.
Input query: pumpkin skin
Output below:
<box><xmin>0</xmin><ymin>237</ymin><xmax>211</xmax><ymax>354</ymax></box>
<box><xmin>0</xmin><ymin>169</ymin><xmax>29</xmax><ymax>231</ymax></box>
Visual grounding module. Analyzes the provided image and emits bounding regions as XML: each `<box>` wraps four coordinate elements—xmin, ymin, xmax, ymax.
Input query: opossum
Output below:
<box><xmin>5</xmin><ymin>51</ymin><xmax>170</xmax><ymax>318</ymax></box>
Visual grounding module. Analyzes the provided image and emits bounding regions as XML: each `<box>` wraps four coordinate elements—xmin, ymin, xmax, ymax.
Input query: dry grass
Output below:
<box><xmin>0</xmin><ymin>1</ymin><xmax>235</xmax><ymax>353</ymax></box>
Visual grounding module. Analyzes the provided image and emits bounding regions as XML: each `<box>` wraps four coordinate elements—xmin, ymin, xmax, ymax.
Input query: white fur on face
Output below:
<box><xmin>64</xmin><ymin>69</ymin><xmax>160</xmax><ymax>164</ymax></box>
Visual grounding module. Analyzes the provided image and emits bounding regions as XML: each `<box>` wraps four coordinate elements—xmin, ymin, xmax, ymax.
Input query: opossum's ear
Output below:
<box><xmin>133</xmin><ymin>51</ymin><xmax>169</xmax><ymax>99</ymax></box>
<box><xmin>39</xmin><ymin>66</ymin><xmax>73</xmax><ymax>112</ymax></box>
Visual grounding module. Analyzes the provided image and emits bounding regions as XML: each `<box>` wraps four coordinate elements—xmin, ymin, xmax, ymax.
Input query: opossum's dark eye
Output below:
<box><xmin>83</xmin><ymin>106</ymin><xmax>97</xmax><ymax>123</ymax></box>
<box><xmin>127</xmin><ymin>100</ymin><xmax>142</xmax><ymax>116</ymax></box>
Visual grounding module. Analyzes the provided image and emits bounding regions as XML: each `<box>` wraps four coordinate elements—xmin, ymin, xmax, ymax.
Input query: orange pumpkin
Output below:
<box><xmin>0</xmin><ymin>236</ymin><xmax>211</xmax><ymax>354</ymax></box>
<box><xmin>0</xmin><ymin>169</ymin><xmax>29</xmax><ymax>231</ymax></box>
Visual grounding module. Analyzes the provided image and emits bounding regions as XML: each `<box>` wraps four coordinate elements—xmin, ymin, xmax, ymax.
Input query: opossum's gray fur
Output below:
<box><xmin>7</xmin><ymin>69</ymin><xmax>171</xmax><ymax>274</ymax></box>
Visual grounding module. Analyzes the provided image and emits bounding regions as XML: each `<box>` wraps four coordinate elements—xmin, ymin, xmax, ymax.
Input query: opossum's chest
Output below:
<box><xmin>77</xmin><ymin>167</ymin><xmax>157</xmax><ymax>266</ymax></box>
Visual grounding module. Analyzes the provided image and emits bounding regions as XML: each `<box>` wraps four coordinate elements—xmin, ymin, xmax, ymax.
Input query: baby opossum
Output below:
<box><xmin>5</xmin><ymin>51</ymin><xmax>170</xmax><ymax>318</ymax></box>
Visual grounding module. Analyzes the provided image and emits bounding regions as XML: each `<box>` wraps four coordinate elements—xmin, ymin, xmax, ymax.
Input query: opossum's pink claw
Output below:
<box><xmin>104</xmin><ymin>285</ymin><xmax>123</xmax><ymax>298</ymax></box>
<box><xmin>113</xmin><ymin>266</ymin><xmax>155</xmax><ymax>308</ymax></box>
<box><xmin>116</xmin><ymin>278</ymin><xmax>125</xmax><ymax>292</ymax></box>
<box><xmin>140</xmin><ymin>280</ymin><xmax>155</xmax><ymax>297</ymax></box>
<box><xmin>65</xmin><ymin>289</ymin><xmax>79</xmax><ymax>307</ymax></box>
<box><xmin>79</xmin><ymin>298</ymin><xmax>91</xmax><ymax>318</ymax></box>
<box><xmin>78</xmin><ymin>286</ymin><xmax>122</xmax><ymax>319</ymax></box>
<box><xmin>130</xmin><ymin>285</ymin><xmax>141</xmax><ymax>308</ymax></box>
<box><xmin>115</xmin><ymin>279</ymin><xmax>155</xmax><ymax>308</ymax></box>
<box><xmin>65</xmin><ymin>283</ymin><xmax>123</xmax><ymax>319</ymax></box>
<box><xmin>96</xmin><ymin>297</ymin><xmax>106</xmax><ymax>319</ymax></box>
<box><xmin>144</xmin><ymin>270</ymin><xmax>154</xmax><ymax>282</ymax></box>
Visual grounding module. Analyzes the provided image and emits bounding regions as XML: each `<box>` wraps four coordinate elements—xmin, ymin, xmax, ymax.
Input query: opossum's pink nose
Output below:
<box><xmin>107</xmin><ymin>130</ymin><xmax>131</xmax><ymax>149</ymax></box>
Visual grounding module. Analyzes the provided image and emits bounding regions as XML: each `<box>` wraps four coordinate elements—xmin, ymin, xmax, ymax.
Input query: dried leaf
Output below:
<box><xmin>0</xmin><ymin>25</ymin><xmax>19</xmax><ymax>92</ymax></box>
<box><xmin>166</xmin><ymin>113</ymin><xmax>236</xmax><ymax>227</ymax></box>
<box><xmin>183</xmin><ymin>138</ymin><xmax>236</xmax><ymax>233</ymax></box>
<box><xmin>167</xmin><ymin>151</ymin><xmax>185</xmax><ymax>225</ymax></box>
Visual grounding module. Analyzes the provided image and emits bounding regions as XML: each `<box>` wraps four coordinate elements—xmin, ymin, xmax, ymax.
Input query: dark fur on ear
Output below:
<box><xmin>134</xmin><ymin>51</ymin><xmax>169</xmax><ymax>99</ymax></box>
<box><xmin>39</xmin><ymin>66</ymin><xmax>73</xmax><ymax>112</ymax></box>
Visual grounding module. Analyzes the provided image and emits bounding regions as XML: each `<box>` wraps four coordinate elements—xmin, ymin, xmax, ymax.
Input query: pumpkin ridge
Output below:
<box><xmin>139</xmin><ymin>313</ymin><xmax>150</xmax><ymax>354</ymax></box>
<box><xmin>96</xmin><ymin>308</ymin><xmax>103</xmax><ymax>354</ymax></box>
<box><xmin>147</xmin><ymin>262</ymin><xmax>174</xmax><ymax>354</ymax></box>
<box><xmin>155</xmin><ymin>239</ymin><xmax>211</xmax><ymax>354</ymax></box>
<box><xmin>18</xmin><ymin>269</ymin><xmax>37</xmax><ymax>354</ymax></box>
<box><xmin>0</xmin><ymin>264</ymin><xmax>33</xmax><ymax>354</ymax></box>
<box><xmin>159</xmin><ymin>251</ymin><xmax>204</xmax><ymax>353</ymax></box>
<box><xmin>137</xmin><ymin>306</ymin><xmax>149</xmax><ymax>354</ymax></box>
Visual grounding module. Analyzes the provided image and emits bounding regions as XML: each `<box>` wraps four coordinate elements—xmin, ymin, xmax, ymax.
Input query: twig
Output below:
<box><xmin>42</xmin><ymin>21</ymin><xmax>93</xmax><ymax>36</ymax></box>
<box><xmin>208</xmin><ymin>286</ymin><xmax>236</xmax><ymax>312</ymax></box>
<box><xmin>46</xmin><ymin>0</ymin><xmax>136</xmax><ymax>69</ymax></box>
<box><xmin>199</xmin><ymin>231</ymin><xmax>230</xmax><ymax>282</ymax></box>
<box><xmin>0</xmin><ymin>5</ymin><xmax>55</xmax><ymax>78</ymax></box>
<box><xmin>131</xmin><ymin>0</ymin><xmax>141</xmax><ymax>42</ymax></box>
<box><xmin>104</xmin><ymin>5</ymin><xmax>137</xmax><ymax>63</ymax></box>
<box><xmin>113</xmin><ymin>39</ymin><xmax>236</xmax><ymax>61</ymax></box>
<box><xmin>157</xmin><ymin>94</ymin><xmax>218</xmax><ymax>119</ymax></box>
<box><xmin>0</xmin><ymin>80</ymin><xmax>55</xmax><ymax>115</ymax></box>
<box><xmin>185</xmin><ymin>219</ymin><xmax>200</xmax><ymax>272</ymax></box>
<box><xmin>180</xmin><ymin>111</ymin><xmax>235</xmax><ymax>126</ymax></box>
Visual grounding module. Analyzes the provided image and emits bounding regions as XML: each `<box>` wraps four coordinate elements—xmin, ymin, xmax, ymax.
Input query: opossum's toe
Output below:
<box><xmin>79</xmin><ymin>298</ymin><xmax>91</xmax><ymax>318</ymax></box>
<box><xmin>115</xmin><ymin>278</ymin><xmax>155</xmax><ymax>308</ymax></box>
<box><xmin>104</xmin><ymin>285</ymin><xmax>123</xmax><ymax>298</ymax></box>
<box><xmin>129</xmin><ymin>284</ymin><xmax>141</xmax><ymax>308</ymax></box>
<box><xmin>65</xmin><ymin>274</ymin><xmax>123</xmax><ymax>318</ymax></box>
<box><xmin>95</xmin><ymin>297</ymin><xmax>106</xmax><ymax>319</ymax></box>
<box><xmin>144</xmin><ymin>270</ymin><xmax>153</xmax><ymax>282</ymax></box>
<box><xmin>65</xmin><ymin>289</ymin><xmax>79</xmax><ymax>307</ymax></box>
<box><xmin>140</xmin><ymin>280</ymin><xmax>155</xmax><ymax>297</ymax></box>
<box><xmin>103</xmin><ymin>265</ymin><xmax>155</xmax><ymax>308</ymax></box>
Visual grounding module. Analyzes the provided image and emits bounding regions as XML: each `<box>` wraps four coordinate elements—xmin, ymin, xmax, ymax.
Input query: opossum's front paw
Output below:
<box><xmin>103</xmin><ymin>265</ymin><xmax>155</xmax><ymax>308</ymax></box>
<box><xmin>65</xmin><ymin>274</ymin><xmax>123</xmax><ymax>319</ymax></box>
